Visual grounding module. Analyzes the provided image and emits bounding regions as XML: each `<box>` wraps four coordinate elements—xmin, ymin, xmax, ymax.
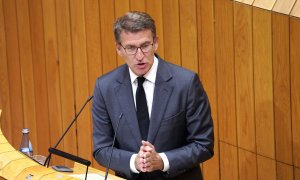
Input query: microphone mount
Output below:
<box><xmin>104</xmin><ymin>113</ymin><xmax>123</xmax><ymax>180</ymax></box>
<box><xmin>43</xmin><ymin>95</ymin><xmax>94</xmax><ymax>180</ymax></box>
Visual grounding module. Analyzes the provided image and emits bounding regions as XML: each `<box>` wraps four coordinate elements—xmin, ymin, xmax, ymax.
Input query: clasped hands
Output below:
<box><xmin>135</xmin><ymin>140</ymin><xmax>164</xmax><ymax>172</ymax></box>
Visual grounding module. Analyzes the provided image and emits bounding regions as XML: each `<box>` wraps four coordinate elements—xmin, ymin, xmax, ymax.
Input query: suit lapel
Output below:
<box><xmin>148</xmin><ymin>59</ymin><xmax>173</xmax><ymax>143</ymax></box>
<box><xmin>115</xmin><ymin>67</ymin><xmax>142</xmax><ymax>147</ymax></box>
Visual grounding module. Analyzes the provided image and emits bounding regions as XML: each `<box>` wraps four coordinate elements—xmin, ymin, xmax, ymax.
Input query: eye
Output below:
<box><xmin>141</xmin><ymin>44</ymin><xmax>150</xmax><ymax>48</ymax></box>
<box><xmin>125</xmin><ymin>46</ymin><xmax>137</xmax><ymax>51</ymax></box>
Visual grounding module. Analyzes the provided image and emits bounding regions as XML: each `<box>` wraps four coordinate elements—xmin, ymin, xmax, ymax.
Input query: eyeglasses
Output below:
<box><xmin>120</xmin><ymin>41</ymin><xmax>154</xmax><ymax>55</ymax></box>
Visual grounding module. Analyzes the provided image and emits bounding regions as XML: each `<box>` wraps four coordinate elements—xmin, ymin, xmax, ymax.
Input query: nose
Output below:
<box><xmin>135</xmin><ymin>48</ymin><xmax>144</xmax><ymax>60</ymax></box>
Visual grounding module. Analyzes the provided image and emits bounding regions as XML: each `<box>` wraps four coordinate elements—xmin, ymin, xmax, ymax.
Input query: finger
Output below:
<box><xmin>141</xmin><ymin>141</ymin><xmax>155</xmax><ymax>152</ymax></box>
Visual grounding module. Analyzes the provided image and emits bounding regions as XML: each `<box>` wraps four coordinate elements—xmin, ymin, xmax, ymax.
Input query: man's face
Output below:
<box><xmin>116</xmin><ymin>29</ymin><xmax>158</xmax><ymax>76</ymax></box>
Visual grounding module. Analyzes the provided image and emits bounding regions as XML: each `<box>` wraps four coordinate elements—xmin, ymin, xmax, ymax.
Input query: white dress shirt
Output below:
<box><xmin>128</xmin><ymin>56</ymin><xmax>170</xmax><ymax>173</ymax></box>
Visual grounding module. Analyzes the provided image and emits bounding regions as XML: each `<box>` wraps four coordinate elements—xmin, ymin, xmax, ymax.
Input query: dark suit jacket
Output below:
<box><xmin>92</xmin><ymin>55</ymin><xmax>214</xmax><ymax>179</ymax></box>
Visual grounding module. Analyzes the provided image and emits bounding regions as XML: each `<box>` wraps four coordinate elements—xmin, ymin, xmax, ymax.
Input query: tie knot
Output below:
<box><xmin>137</xmin><ymin>76</ymin><xmax>146</xmax><ymax>86</ymax></box>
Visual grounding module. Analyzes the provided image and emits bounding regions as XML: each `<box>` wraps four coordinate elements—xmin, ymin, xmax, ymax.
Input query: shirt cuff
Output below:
<box><xmin>130</xmin><ymin>154</ymin><xmax>140</xmax><ymax>174</ymax></box>
<box><xmin>159</xmin><ymin>153</ymin><xmax>170</xmax><ymax>172</ymax></box>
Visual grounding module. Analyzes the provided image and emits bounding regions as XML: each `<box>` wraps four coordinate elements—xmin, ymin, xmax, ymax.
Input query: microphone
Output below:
<box><xmin>48</xmin><ymin>147</ymin><xmax>91</xmax><ymax>166</ymax></box>
<box><xmin>44</xmin><ymin>95</ymin><xmax>94</xmax><ymax>167</ymax></box>
<box><xmin>104</xmin><ymin>112</ymin><xmax>123</xmax><ymax>180</ymax></box>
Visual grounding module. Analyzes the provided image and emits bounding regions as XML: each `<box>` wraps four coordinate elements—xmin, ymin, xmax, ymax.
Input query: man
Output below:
<box><xmin>92</xmin><ymin>11</ymin><xmax>214</xmax><ymax>180</ymax></box>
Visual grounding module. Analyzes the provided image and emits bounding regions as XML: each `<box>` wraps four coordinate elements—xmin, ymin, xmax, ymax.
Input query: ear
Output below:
<box><xmin>116</xmin><ymin>43</ymin><xmax>124</xmax><ymax>56</ymax></box>
<box><xmin>153</xmin><ymin>37</ymin><xmax>159</xmax><ymax>51</ymax></box>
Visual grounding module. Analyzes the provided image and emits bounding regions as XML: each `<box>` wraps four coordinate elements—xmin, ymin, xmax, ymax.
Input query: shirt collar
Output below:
<box><xmin>129</xmin><ymin>56</ymin><xmax>158</xmax><ymax>84</ymax></box>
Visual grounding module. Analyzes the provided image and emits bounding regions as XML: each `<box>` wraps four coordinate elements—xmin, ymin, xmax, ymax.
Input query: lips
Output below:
<box><xmin>136</xmin><ymin>63</ymin><xmax>147</xmax><ymax>69</ymax></box>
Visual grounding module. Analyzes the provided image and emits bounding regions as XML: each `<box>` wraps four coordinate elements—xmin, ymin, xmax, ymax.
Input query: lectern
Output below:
<box><xmin>0</xmin><ymin>127</ymin><xmax>123</xmax><ymax>179</ymax></box>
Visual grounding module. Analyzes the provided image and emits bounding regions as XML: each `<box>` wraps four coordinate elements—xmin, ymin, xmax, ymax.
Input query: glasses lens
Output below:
<box><xmin>122</xmin><ymin>42</ymin><xmax>154</xmax><ymax>55</ymax></box>
<box><xmin>126</xmin><ymin>47</ymin><xmax>137</xmax><ymax>54</ymax></box>
<box><xmin>141</xmin><ymin>44</ymin><xmax>153</xmax><ymax>53</ymax></box>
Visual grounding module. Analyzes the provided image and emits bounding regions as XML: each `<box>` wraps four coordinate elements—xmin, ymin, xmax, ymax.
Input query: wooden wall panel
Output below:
<box><xmin>85</xmin><ymin>0</ymin><xmax>102</xmax><ymax>93</ymax></box>
<box><xmin>253</xmin><ymin>8</ymin><xmax>275</xmax><ymax>159</ymax></box>
<box><xmin>70</xmin><ymin>0</ymin><xmax>92</xmax><ymax>162</ymax></box>
<box><xmin>296</xmin><ymin>168</ymin><xmax>300</xmax><ymax>180</ymax></box>
<box><xmin>197</xmin><ymin>0</ymin><xmax>219</xmax><ymax>179</ymax></box>
<box><xmin>16</xmin><ymin>0</ymin><xmax>38</xmax><ymax>151</ymax></box>
<box><xmin>257</xmin><ymin>155</ymin><xmax>276</xmax><ymax>180</ymax></box>
<box><xmin>55</xmin><ymin>0</ymin><xmax>76</xmax><ymax>166</ymax></box>
<box><xmin>239</xmin><ymin>149</ymin><xmax>257</xmax><ymax>180</ymax></box>
<box><xmin>42</xmin><ymin>0</ymin><xmax>63</xmax><ymax>166</ymax></box>
<box><xmin>179</xmin><ymin>0</ymin><xmax>198</xmax><ymax>73</ymax></box>
<box><xmin>162</xmin><ymin>0</ymin><xmax>181</xmax><ymax>65</ymax></box>
<box><xmin>234</xmin><ymin>3</ymin><xmax>256</xmax><ymax>152</ymax></box>
<box><xmin>146</xmin><ymin>0</ymin><xmax>164</xmax><ymax>58</ymax></box>
<box><xmin>277</xmin><ymin>162</ymin><xmax>294</xmax><ymax>180</ymax></box>
<box><xmin>84</xmin><ymin>0</ymin><xmax>104</xmax><ymax>168</ymax></box>
<box><xmin>2</xmin><ymin>0</ymin><xmax>24</xmax><ymax>148</ymax></box>
<box><xmin>215</xmin><ymin>0</ymin><xmax>237</xmax><ymax>146</ymax></box>
<box><xmin>114</xmin><ymin>0</ymin><xmax>130</xmax><ymax>66</ymax></box>
<box><xmin>130</xmin><ymin>0</ymin><xmax>145</xmax><ymax>12</ymax></box>
<box><xmin>1</xmin><ymin>0</ymin><xmax>300</xmax><ymax>179</ymax></box>
<box><xmin>29</xmin><ymin>0</ymin><xmax>50</xmax><ymax>155</ymax></box>
<box><xmin>290</xmin><ymin>17</ymin><xmax>300</xmax><ymax>168</ymax></box>
<box><xmin>220</xmin><ymin>142</ymin><xmax>238</xmax><ymax>180</ymax></box>
<box><xmin>0</xmin><ymin>0</ymin><xmax>12</xmax><ymax>142</ymax></box>
<box><xmin>272</xmin><ymin>12</ymin><xmax>293</xmax><ymax>165</ymax></box>
<box><xmin>99</xmin><ymin>0</ymin><xmax>117</xmax><ymax>74</ymax></box>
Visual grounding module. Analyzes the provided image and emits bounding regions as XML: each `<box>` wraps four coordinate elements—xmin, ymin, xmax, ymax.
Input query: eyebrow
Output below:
<box><xmin>123</xmin><ymin>40</ymin><xmax>152</xmax><ymax>47</ymax></box>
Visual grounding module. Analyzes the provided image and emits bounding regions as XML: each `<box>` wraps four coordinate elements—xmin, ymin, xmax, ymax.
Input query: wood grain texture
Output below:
<box><xmin>253</xmin><ymin>7</ymin><xmax>275</xmax><ymax>159</ymax></box>
<box><xmin>114</xmin><ymin>0</ymin><xmax>130</xmax><ymax>66</ymax></box>
<box><xmin>220</xmin><ymin>142</ymin><xmax>238</xmax><ymax>180</ymax></box>
<box><xmin>179</xmin><ymin>0</ymin><xmax>198</xmax><ymax>72</ymax></box>
<box><xmin>16</xmin><ymin>0</ymin><xmax>38</xmax><ymax>151</ymax></box>
<box><xmin>42</xmin><ymin>0</ymin><xmax>64</xmax><ymax>165</ymax></box>
<box><xmin>0</xmin><ymin>0</ymin><xmax>12</xmax><ymax>142</ymax></box>
<box><xmin>257</xmin><ymin>155</ymin><xmax>276</xmax><ymax>180</ymax></box>
<box><xmin>295</xmin><ymin>167</ymin><xmax>300</xmax><ymax>180</ymax></box>
<box><xmin>100</xmin><ymin>0</ymin><xmax>117</xmax><ymax>74</ymax></box>
<box><xmin>272</xmin><ymin>12</ymin><xmax>293</xmax><ymax>165</ymax></box>
<box><xmin>215</xmin><ymin>0</ymin><xmax>237</xmax><ymax>146</ymax></box>
<box><xmin>130</xmin><ymin>0</ymin><xmax>145</xmax><ymax>12</ymax></box>
<box><xmin>29</xmin><ymin>0</ymin><xmax>50</xmax><ymax>155</ymax></box>
<box><xmin>85</xmin><ymin>0</ymin><xmax>103</xmax><ymax>94</ymax></box>
<box><xmin>290</xmin><ymin>17</ymin><xmax>300</xmax><ymax>168</ymax></box>
<box><xmin>197</xmin><ymin>0</ymin><xmax>219</xmax><ymax>179</ymax></box>
<box><xmin>2</xmin><ymin>0</ymin><xmax>24</xmax><ymax>148</ymax></box>
<box><xmin>70</xmin><ymin>0</ymin><xmax>92</xmax><ymax>162</ymax></box>
<box><xmin>55</xmin><ymin>0</ymin><xmax>76</xmax><ymax>166</ymax></box>
<box><xmin>276</xmin><ymin>162</ymin><xmax>294</xmax><ymax>180</ymax></box>
<box><xmin>239</xmin><ymin>149</ymin><xmax>257</xmax><ymax>180</ymax></box>
<box><xmin>162</xmin><ymin>0</ymin><xmax>181</xmax><ymax>65</ymax></box>
<box><xmin>146</xmin><ymin>0</ymin><xmax>164</xmax><ymax>58</ymax></box>
<box><xmin>234</xmin><ymin>3</ymin><xmax>256</xmax><ymax>152</ymax></box>
<box><xmin>0</xmin><ymin>1</ymin><xmax>300</xmax><ymax>179</ymax></box>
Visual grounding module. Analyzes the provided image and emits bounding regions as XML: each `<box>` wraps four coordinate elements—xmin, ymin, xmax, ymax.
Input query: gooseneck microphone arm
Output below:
<box><xmin>104</xmin><ymin>113</ymin><xmax>123</xmax><ymax>180</ymax></box>
<box><xmin>43</xmin><ymin>95</ymin><xmax>94</xmax><ymax>167</ymax></box>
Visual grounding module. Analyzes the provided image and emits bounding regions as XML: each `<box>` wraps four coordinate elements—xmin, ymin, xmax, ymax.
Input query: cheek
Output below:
<box><xmin>124</xmin><ymin>57</ymin><xmax>134</xmax><ymax>66</ymax></box>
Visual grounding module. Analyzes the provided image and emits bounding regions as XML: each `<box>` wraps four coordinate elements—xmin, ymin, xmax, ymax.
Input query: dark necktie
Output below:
<box><xmin>136</xmin><ymin>76</ymin><xmax>150</xmax><ymax>140</ymax></box>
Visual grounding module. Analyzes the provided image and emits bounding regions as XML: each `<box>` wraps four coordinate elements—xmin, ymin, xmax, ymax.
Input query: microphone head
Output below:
<box><xmin>88</xmin><ymin>95</ymin><xmax>94</xmax><ymax>101</ymax></box>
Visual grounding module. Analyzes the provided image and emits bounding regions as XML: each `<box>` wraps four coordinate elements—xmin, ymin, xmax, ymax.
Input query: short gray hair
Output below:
<box><xmin>113</xmin><ymin>11</ymin><xmax>156</xmax><ymax>43</ymax></box>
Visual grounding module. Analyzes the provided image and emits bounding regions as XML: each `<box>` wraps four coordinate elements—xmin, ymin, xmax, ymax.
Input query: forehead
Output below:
<box><xmin>120</xmin><ymin>29</ymin><xmax>153</xmax><ymax>45</ymax></box>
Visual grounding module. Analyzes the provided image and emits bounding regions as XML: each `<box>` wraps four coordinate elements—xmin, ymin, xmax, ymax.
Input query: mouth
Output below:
<box><xmin>136</xmin><ymin>62</ymin><xmax>147</xmax><ymax>69</ymax></box>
